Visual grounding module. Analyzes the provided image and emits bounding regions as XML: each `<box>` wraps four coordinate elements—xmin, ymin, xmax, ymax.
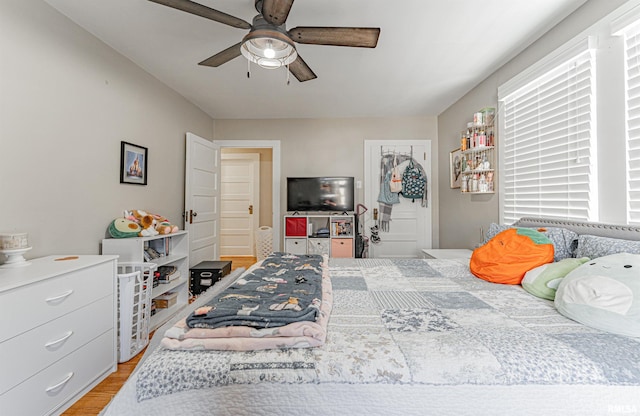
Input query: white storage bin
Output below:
<box><xmin>117</xmin><ymin>262</ymin><xmax>156</xmax><ymax>363</ymax></box>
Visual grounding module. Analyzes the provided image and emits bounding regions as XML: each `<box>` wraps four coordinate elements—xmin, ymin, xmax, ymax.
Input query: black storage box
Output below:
<box><xmin>190</xmin><ymin>260</ymin><xmax>232</xmax><ymax>295</ymax></box>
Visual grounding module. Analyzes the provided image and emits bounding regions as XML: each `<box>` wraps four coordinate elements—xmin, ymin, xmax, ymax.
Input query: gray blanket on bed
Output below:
<box><xmin>185</xmin><ymin>252</ymin><xmax>323</xmax><ymax>329</ymax></box>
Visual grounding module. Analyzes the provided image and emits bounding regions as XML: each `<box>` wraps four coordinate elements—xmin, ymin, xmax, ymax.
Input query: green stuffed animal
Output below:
<box><xmin>521</xmin><ymin>257</ymin><xmax>590</xmax><ymax>300</ymax></box>
<box><xmin>108</xmin><ymin>218</ymin><xmax>142</xmax><ymax>238</ymax></box>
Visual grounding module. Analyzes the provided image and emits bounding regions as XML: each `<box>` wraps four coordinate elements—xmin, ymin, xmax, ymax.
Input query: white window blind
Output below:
<box><xmin>499</xmin><ymin>48</ymin><xmax>597</xmax><ymax>225</ymax></box>
<box><xmin>624</xmin><ymin>24</ymin><xmax>640</xmax><ymax>224</ymax></box>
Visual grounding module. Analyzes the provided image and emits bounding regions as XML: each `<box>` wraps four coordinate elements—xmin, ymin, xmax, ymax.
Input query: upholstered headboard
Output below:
<box><xmin>513</xmin><ymin>217</ymin><xmax>640</xmax><ymax>241</ymax></box>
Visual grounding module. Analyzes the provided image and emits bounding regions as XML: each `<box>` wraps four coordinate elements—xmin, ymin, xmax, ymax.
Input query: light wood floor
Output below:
<box><xmin>62</xmin><ymin>255</ymin><xmax>256</xmax><ymax>415</ymax></box>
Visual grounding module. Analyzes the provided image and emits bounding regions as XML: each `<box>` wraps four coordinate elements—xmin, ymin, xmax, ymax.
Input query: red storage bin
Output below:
<box><xmin>285</xmin><ymin>217</ymin><xmax>307</xmax><ymax>237</ymax></box>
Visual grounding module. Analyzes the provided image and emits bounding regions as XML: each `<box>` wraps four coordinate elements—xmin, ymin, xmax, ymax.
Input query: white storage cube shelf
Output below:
<box><xmin>283</xmin><ymin>214</ymin><xmax>355</xmax><ymax>258</ymax></box>
<box><xmin>102</xmin><ymin>231</ymin><xmax>189</xmax><ymax>332</ymax></box>
<box><xmin>116</xmin><ymin>262</ymin><xmax>156</xmax><ymax>363</ymax></box>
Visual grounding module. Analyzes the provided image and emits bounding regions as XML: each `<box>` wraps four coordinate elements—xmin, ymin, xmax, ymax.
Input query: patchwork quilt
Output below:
<box><xmin>135</xmin><ymin>258</ymin><xmax>640</xmax><ymax>402</ymax></box>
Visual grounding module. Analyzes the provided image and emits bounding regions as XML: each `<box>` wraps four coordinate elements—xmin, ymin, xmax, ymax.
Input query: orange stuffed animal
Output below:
<box><xmin>124</xmin><ymin>209</ymin><xmax>159</xmax><ymax>237</ymax></box>
<box><xmin>470</xmin><ymin>228</ymin><xmax>554</xmax><ymax>285</ymax></box>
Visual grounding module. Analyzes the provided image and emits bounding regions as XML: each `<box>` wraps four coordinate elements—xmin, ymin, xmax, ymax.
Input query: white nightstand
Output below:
<box><xmin>421</xmin><ymin>249</ymin><xmax>473</xmax><ymax>260</ymax></box>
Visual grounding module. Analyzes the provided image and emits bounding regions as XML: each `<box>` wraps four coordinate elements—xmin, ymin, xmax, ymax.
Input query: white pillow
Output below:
<box><xmin>554</xmin><ymin>253</ymin><xmax>640</xmax><ymax>337</ymax></box>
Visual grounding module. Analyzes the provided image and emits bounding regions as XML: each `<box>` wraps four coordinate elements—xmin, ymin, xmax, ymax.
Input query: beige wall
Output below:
<box><xmin>0</xmin><ymin>0</ymin><xmax>213</xmax><ymax>258</ymax></box>
<box><xmin>213</xmin><ymin>116</ymin><xmax>440</xmax><ymax>246</ymax></box>
<box><xmin>221</xmin><ymin>148</ymin><xmax>273</xmax><ymax>227</ymax></box>
<box><xmin>437</xmin><ymin>0</ymin><xmax>630</xmax><ymax>249</ymax></box>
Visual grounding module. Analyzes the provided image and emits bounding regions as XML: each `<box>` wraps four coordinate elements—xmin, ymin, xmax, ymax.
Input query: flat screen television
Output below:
<box><xmin>287</xmin><ymin>177</ymin><xmax>355</xmax><ymax>212</ymax></box>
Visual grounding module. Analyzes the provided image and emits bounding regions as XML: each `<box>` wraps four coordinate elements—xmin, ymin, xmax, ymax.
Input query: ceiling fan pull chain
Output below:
<box><xmin>247</xmin><ymin>58</ymin><xmax>251</xmax><ymax>79</ymax></box>
<box><xmin>286</xmin><ymin>64</ymin><xmax>290</xmax><ymax>85</ymax></box>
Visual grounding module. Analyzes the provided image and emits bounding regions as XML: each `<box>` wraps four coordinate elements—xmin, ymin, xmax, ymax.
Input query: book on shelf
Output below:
<box><xmin>331</xmin><ymin>219</ymin><xmax>352</xmax><ymax>236</ymax></box>
<box><xmin>157</xmin><ymin>265</ymin><xmax>180</xmax><ymax>283</ymax></box>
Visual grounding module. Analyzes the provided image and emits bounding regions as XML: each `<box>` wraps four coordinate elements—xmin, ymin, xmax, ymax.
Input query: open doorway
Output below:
<box><xmin>215</xmin><ymin>140</ymin><xmax>281</xmax><ymax>265</ymax></box>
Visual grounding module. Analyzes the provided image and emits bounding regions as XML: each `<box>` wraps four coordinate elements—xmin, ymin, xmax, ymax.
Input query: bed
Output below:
<box><xmin>101</xmin><ymin>218</ymin><xmax>640</xmax><ymax>416</ymax></box>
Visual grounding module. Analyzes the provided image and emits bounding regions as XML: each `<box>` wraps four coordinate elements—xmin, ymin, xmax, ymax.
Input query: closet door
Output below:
<box><xmin>363</xmin><ymin>140</ymin><xmax>432</xmax><ymax>258</ymax></box>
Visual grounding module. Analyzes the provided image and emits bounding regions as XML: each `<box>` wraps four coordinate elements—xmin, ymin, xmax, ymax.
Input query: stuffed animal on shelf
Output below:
<box><xmin>108</xmin><ymin>218</ymin><xmax>142</xmax><ymax>238</ymax></box>
<box><xmin>149</xmin><ymin>212</ymin><xmax>180</xmax><ymax>234</ymax></box>
<box><xmin>124</xmin><ymin>209</ymin><xmax>159</xmax><ymax>237</ymax></box>
<box><xmin>124</xmin><ymin>209</ymin><xmax>179</xmax><ymax>236</ymax></box>
<box><xmin>138</xmin><ymin>215</ymin><xmax>158</xmax><ymax>237</ymax></box>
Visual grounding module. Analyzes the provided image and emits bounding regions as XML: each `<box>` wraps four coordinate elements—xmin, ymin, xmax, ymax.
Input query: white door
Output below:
<box><xmin>214</xmin><ymin>140</ymin><xmax>282</xmax><ymax>252</ymax></box>
<box><xmin>185</xmin><ymin>132</ymin><xmax>220</xmax><ymax>267</ymax></box>
<box><xmin>364</xmin><ymin>140</ymin><xmax>432</xmax><ymax>258</ymax></box>
<box><xmin>220</xmin><ymin>153</ymin><xmax>260</xmax><ymax>256</ymax></box>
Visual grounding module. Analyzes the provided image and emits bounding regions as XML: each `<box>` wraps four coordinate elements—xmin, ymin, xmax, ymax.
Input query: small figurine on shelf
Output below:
<box><xmin>487</xmin><ymin>172</ymin><xmax>494</xmax><ymax>191</ymax></box>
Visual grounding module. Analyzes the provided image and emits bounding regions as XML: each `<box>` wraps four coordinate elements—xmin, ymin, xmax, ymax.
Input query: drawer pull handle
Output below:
<box><xmin>45</xmin><ymin>331</ymin><xmax>74</xmax><ymax>348</ymax></box>
<box><xmin>45</xmin><ymin>290</ymin><xmax>74</xmax><ymax>303</ymax></box>
<box><xmin>45</xmin><ymin>372</ymin><xmax>74</xmax><ymax>393</ymax></box>
<box><xmin>200</xmin><ymin>272</ymin><xmax>213</xmax><ymax>277</ymax></box>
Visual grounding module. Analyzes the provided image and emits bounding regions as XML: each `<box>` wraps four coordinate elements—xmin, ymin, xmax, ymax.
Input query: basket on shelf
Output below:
<box><xmin>116</xmin><ymin>262</ymin><xmax>157</xmax><ymax>363</ymax></box>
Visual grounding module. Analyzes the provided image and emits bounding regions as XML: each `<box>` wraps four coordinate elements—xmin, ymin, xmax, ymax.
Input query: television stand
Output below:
<box><xmin>284</xmin><ymin>213</ymin><xmax>354</xmax><ymax>258</ymax></box>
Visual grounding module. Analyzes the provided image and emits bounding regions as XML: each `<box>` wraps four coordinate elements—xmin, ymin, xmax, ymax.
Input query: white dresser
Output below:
<box><xmin>0</xmin><ymin>255</ymin><xmax>118</xmax><ymax>416</ymax></box>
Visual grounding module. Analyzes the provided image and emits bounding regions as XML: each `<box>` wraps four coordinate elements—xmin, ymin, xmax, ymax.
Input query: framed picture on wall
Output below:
<box><xmin>450</xmin><ymin>148</ymin><xmax>462</xmax><ymax>188</ymax></box>
<box><xmin>120</xmin><ymin>141</ymin><xmax>148</xmax><ymax>185</ymax></box>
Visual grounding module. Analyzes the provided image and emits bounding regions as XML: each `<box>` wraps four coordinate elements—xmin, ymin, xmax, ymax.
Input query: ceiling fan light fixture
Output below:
<box><xmin>241</xmin><ymin>31</ymin><xmax>297</xmax><ymax>69</ymax></box>
<box><xmin>263</xmin><ymin>39</ymin><xmax>276</xmax><ymax>59</ymax></box>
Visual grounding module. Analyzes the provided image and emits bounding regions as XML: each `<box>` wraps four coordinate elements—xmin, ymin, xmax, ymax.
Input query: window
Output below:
<box><xmin>498</xmin><ymin>41</ymin><xmax>598</xmax><ymax>225</ymax></box>
<box><xmin>623</xmin><ymin>24</ymin><xmax>640</xmax><ymax>224</ymax></box>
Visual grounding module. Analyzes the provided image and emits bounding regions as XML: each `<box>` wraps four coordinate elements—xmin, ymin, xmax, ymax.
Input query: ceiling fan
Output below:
<box><xmin>148</xmin><ymin>0</ymin><xmax>381</xmax><ymax>82</ymax></box>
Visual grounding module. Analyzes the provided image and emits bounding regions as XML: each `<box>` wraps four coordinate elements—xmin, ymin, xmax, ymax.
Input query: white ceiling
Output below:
<box><xmin>44</xmin><ymin>0</ymin><xmax>588</xmax><ymax>119</ymax></box>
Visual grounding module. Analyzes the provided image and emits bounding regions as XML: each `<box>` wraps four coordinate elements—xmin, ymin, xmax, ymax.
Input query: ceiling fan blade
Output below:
<box><xmin>288</xmin><ymin>27</ymin><xmax>380</xmax><ymax>48</ymax></box>
<box><xmin>198</xmin><ymin>42</ymin><xmax>242</xmax><ymax>67</ymax></box>
<box><xmin>288</xmin><ymin>54</ymin><xmax>317</xmax><ymax>82</ymax></box>
<box><xmin>260</xmin><ymin>0</ymin><xmax>294</xmax><ymax>26</ymax></box>
<box><xmin>148</xmin><ymin>0</ymin><xmax>251</xmax><ymax>30</ymax></box>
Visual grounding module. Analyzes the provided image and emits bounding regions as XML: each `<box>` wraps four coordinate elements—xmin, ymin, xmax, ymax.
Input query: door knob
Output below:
<box><xmin>249</xmin><ymin>205</ymin><xmax>253</xmax><ymax>214</ymax></box>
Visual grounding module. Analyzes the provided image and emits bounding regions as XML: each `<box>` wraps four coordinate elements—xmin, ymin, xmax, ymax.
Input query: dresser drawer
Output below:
<box><xmin>0</xmin><ymin>261</ymin><xmax>113</xmax><ymax>342</ymax></box>
<box><xmin>0</xmin><ymin>295</ymin><xmax>114</xmax><ymax>395</ymax></box>
<box><xmin>0</xmin><ymin>330</ymin><xmax>114</xmax><ymax>416</ymax></box>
